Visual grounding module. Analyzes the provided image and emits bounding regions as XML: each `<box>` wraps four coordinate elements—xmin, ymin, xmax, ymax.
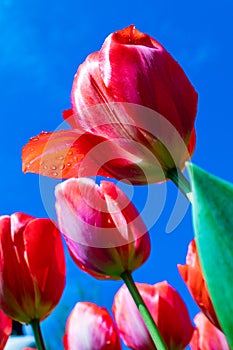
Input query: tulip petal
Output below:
<box><xmin>101</xmin><ymin>181</ymin><xmax>147</xmax><ymax>241</ymax></box>
<box><xmin>62</xmin><ymin>108</ymin><xmax>77</xmax><ymax>128</ymax></box>
<box><xmin>0</xmin><ymin>310</ymin><xmax>12</xmax><ymax>350</ymax></box>
<box><xmin>64</xmin><ymin>302</ymin><xmax>122</xmax><ymax>350</ymax></box>
<box><xmin>0</xmin><ymin>215</ymin><xmax>37</xmax><ymax>322</ymax></box>
<box><xmin>113</xmin><ymin>281</ymin><xmax>194</xmax><ymax>350</ymax></box>
<box><xmin>113</xmin><ymin>284</ymin><xmax>155</xmax><ymax>350</ymax></box>
<box><xmin>99</xmin><ymin>25</ymin><xmax>197</xmax><ymax>139</ymax></box>
<box><xmin>22</xmin><ymin>128</ymin><xmax>150</xmax><ymax>183</ymax></box>
<box><xmin>24</xmin><ymin>218</ymin><xmax>65</xmax><ymax>318</ymax></box>
<box><xmin>190</xmin><ymin>313</ymin><xmax>230</xmax><ymax>350</ymax></box>
<box><xmin>177</xmin><ymin>239</ymin><xmax>221</xmax><ymax>329</ymax></box>
<box><xmin>0</xmin><ymin>213</ymin><xmax>66</xmax><ymax>323</ymax></box>
<box><xmin>22</xmin><ymin>129</ymin><xmax>111</xmax><ymax>179</ymax></box>
<box><xmin>71</xmin><ymin>53</ymin><xmax>153</xmax><ymax>145</ymax></box>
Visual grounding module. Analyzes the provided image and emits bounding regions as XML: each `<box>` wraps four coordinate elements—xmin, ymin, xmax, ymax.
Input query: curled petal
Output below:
<box><xmin>22</xmin><ymin>130</ymin><xmax>111</xmax><ymax>179</ymax></box>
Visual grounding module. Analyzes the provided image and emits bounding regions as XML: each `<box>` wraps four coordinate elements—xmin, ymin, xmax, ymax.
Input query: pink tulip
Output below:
<box><xmin>55</xmin><ymin>178</ymin><xmax>150</xmax><ymax>279</ymax></box>
<box><xmin>0</xmin><ymin>310</ymin><xmax>12</xmax><ymax>350</ymax></box>
<box><xmin>190</xmin><ymin>313</ymin><xmax>230</xmax><ymax>350</ymax></box>
<box><xmin>0</xmin><ymin>212</ymin><xmax>66</xmax><ymax>323</ymax></box>
<box><xmin>22</xmin><ymin>25</ymin><xmax>197</xmax><ymax>184</ymax></box>
<box><xmin>113</xmin><ymin>281</ymin><xmax>194</xmax><ymax>350</ymax></box>
<box><xmin>64</xmin><ymin>302</ymin><xmax>122</xmax><ymax>349</ymax></box>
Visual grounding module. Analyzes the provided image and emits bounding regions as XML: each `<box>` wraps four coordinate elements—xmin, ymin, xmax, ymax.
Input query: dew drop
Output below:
<box><xmin>67</xmin><ymin>150</ymin><xmax>73</xmax><ymax>156</ymax></box>
<box><xmin>30</xmin><ymin>136</ymin><xmax>39</xmax><ymax>142</ymax></box>
<box><xmin>58</xmin><ymin>164</ymin><xmax>65</xmax><ymax>170</ymax></box>
<box><xmin>41</xmin><ymin>131</ymin><xmax>48</xmax><ymax>135</ymax></box>
<box><xmin>50</xmin><ymin>165</ymin><xmax>57</xmax><ymax>170</ymax></box>
<box><xmin>67</xmin><ymin>162</ymin><xmax>72</xmax><ymax>167</ymax></box>
<box><xmin>52</xmin><ymin>172</ymin><xmax>58</xmax><ymax>176</ymax></box>
<box><xmin>43</xmin><ymin>165</ymin><xmax>48</xmax><ymax>170</ymax></box>
<box><xmin>57</xmin><ymin>155</ymin><xmax>64</xmax><ymax>160</ymax></box>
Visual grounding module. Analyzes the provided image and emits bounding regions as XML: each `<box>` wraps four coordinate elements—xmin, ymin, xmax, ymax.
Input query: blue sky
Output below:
<box><xmin>1</xmin><ymin>0</ymin><xmax>233</xmax><ymax>348</ymax></box>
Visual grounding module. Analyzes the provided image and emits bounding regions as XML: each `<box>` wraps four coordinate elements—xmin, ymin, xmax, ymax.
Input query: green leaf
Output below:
<box><xmin>187</xmin><ymin>162</ymin><xmax>233</xmax><ymax>346</ymax></box>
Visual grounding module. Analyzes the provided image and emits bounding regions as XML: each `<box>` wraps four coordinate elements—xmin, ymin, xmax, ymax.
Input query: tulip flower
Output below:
<box><xmin>0</xmin><ymin>212</ymin><xmax>66</xmax><ymax>324</ymax></box>
<box><xmin>0</xmin><ymin>310</ymin><xmax>12</xmax><ymax>350</ymax></box>
<box><xmin>22</xmin><ymin>25</ymin><xmax>197</xmax><ymax>185</ymax></box>
<box><xmin>178</xmin><ymin>239</ymin><xmax>221</xmax><ymax>330</ymax></box>
<box><xmin>63</xmin><ymin>302</ymin><xmax>122</xmax><ymax>349</ymax></box>
<box><xmin>55</xmin><ymin>177</ymin><xmax>150</xmax><ymax>279</ymax></box>
<box><xmin>190</xmin><ymin>313</ymin><xmax>230</xmax><ymax>350</ymax></box>
<box><xmin>112</xmin><ymin>281</ymin><xmax>194</xmax><ymax>350</ymax></box>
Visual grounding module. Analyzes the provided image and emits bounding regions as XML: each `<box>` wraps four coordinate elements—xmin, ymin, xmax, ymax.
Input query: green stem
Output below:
<box><xmin>121</xmin><ymin>271</ymin><xmax>168</xmax><ymax>350</ymax></box>
<box><xmin>167</xmin><ymin>167</ymin><xmax>192</xmax><ymax>201</ymax></box>
<box><xmin>30</xmin><ymin>319</ymin><xmax>46</xmax><ymax>350</ymax></box>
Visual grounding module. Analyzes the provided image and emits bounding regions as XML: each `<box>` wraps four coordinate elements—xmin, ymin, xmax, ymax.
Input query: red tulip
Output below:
<box><xmin>113</xmin><ymin>281</ymin><xmax>194</xmax><ymax>350</ymax></box>
<box><xmin>55</xmin><ymin>178</ymin><xmax>150</xmax><ymax>279</ymax></box>
<box><xmin>190</xmin><ymin>313</ymin><xmax>230</xmax><ymax>350</ymax></box>
<box><xmin>0</xmin><ymin>212</ymin><xmax>66</xmax><ymax>323</ymax></box>
<box><xmin>22</xmin><ymin>25</ymin><xmax>197</xmax><ymax>185</ymax></box>
<box><xmin>0</xmin><ymin>310</ymin><xmax>12</xmax><ymax>350</ymax></box>
<box><xmin>63</xmin><ymin>302</ymin><xmax>122</xmax><ymax>349</ymax></box>
<box><xmin>178</xmin><ymin>239</ymin><xmax>221</xmax><ymax>329</ymax></box>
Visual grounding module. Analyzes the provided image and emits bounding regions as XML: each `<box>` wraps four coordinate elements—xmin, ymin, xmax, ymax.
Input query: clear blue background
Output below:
<box><xmin>1</xmin><ymin>0</ymin><xmax>233</xmax><ymax>349</ymax></box>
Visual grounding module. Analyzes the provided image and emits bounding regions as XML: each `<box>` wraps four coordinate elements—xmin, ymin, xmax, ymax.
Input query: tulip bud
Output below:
<box><xmin>0</xmin><ymin>213</ymin><xmax>66</xmax><ymax>323</ymax></box>
<box><xmin>0</xmin><ymin>310</ymin><xmax>12</xmax><ymax>350</ymax></box>
<box><xmin>178</xmin><ymin>239</ymin><xmax>221</xmax><ymax>329</ymax></box>
<box><xmin>22</xmin><ymin>25</ymin><xmax>197</xmax><ymax>185</ymax></box>
<box><xmin>113</xmin><ymin>281</ymin><xmax>194</xmax><ymax>350</ymax></box>
<box><xmin>190</xmin><ymin>313</ymin><xmax>230</xmax><ymax>350</ymax></box>
<box><xmin>64</xmin><ymin>302</ymin><xmax>122</xmax><ymax>349</ymax></box>
<box><xmin>55</xmin><ymin>178</ymin><xmax>150</xmax><ymax>280</ymax></box>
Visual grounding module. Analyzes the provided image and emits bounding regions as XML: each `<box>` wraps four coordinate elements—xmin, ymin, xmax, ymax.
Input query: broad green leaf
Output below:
<box><xmin>187</xmin><ymin>162</ymin><xmax>233</xmax><ymax>347</ymax></box>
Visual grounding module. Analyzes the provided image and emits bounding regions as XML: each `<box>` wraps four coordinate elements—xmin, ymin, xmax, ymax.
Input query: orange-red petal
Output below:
<box><xmin>22</xmin><ymin>130</ymin><xmax>111</xmax><ymax>179</ymax></box>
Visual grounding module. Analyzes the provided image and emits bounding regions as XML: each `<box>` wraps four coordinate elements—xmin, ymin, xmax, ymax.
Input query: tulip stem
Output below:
<box><xmin>121</xmin><ymin>271</ymin><xmax>168</xmax><ymax>350</ymax></box>
<box><xmin>167</xmin><ymin>167</ymin><xmax>192</xmax><ymax>202</ymax></box>
<box><xmin>30</xmin><ymin>319</ymin><xmax>46</xmax><ymax>350</ymax></box>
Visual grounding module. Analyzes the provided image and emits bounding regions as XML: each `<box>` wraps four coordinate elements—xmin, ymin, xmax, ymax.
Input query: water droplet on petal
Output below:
<box><xmin>43</xmin><ymin>165</ymin><xmax>48</xmax><ymax>170</ymax></box>
<box><xmin>50</xmin><ymin>165</ymin><xmax>57</xmax><ymax>170</ymax></box>
<box><xmin>67</xmin><ymin>163</ymin><xmax>72</xmax><ymax>167</ymax></box>
<box><xmin>58</xmin><ymin>164</ymin><xmax>65</xmax><ymax>170</ymax></box>
<box><xmin>57</xmin><ymin>155</ymin><xmax>64</xmax><ymax>160</ymax></box>
<box><xmin>67</xmin><ymin>150</ymin><xmax>73</xmax><ymax>156</ymax></box>
<box><xmin>30</xmin><ymin>137</ymin><xmax>39</xmax><ymax>142</ymax></box>
<box><xmin>52</xmin><ymin>172</ymin><xmax>58</xmax><ymax>176</ymax></box>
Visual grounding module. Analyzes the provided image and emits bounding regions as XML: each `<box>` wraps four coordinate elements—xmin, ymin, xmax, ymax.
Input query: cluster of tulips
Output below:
<box><xmin>0</xmin><ymin>25</ymin><xmax>231</xmax><ymax>349</ymax></box>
